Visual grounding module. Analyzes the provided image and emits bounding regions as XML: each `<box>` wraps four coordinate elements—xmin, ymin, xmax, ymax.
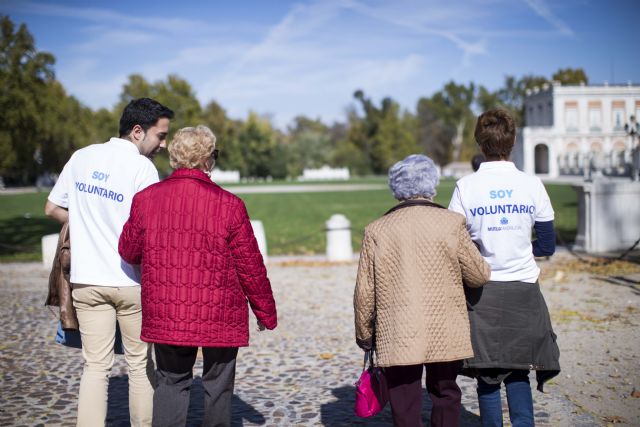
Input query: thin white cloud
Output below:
<box><xmin>343</xmin><ymin>0</ymin><xmax>489</xmax><ymax>57</ymax></box>
<box><xmin>73</xmin><ymin>29</ymin><xmax>158</xmax><ymax>52</ymax></box>
<box><xmin>4</xmin><ymin>0</ymin><xmax>211</xmax><ymax>35</ymax></box>
<box><xmin>522</xmin><ymin>0</ymin><xmax>574</xmax><ymax>36</ymax></box>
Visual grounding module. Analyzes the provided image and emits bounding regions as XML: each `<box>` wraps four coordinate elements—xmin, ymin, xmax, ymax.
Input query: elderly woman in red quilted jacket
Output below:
<box><xmin>119</xmin><ymin>125</ymin><xmax>277</xmax><ymax>427</ymax></box>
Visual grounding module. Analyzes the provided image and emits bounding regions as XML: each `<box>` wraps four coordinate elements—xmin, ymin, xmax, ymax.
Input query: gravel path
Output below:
<box><xmin>0</xmin><ymin>254</ymin><xmax>638</xmax><ymax>426</ymax></box>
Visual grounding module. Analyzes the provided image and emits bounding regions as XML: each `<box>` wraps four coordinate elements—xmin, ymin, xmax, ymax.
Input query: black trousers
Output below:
<box><xmin>385</xmin><ymin>360</ymin><xmax>463</xmax><ymax>427</ymax></box>
<box><xmin>152</xmin><ymin>344</ymin><xmax>238</xmax><ymax>427</ymax></box>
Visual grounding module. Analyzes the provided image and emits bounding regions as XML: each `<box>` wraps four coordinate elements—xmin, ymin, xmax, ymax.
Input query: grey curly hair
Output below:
<box><xmin>388</xmin><ymin>154</ymin><xmax>440</xmax><ymax>200</ymax></box>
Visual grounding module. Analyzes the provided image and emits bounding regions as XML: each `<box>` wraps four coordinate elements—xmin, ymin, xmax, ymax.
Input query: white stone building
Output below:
<box><xmin>513</xmin><ymin>82</ymin><xmax>640</xmax><ymax>178</ymax></box>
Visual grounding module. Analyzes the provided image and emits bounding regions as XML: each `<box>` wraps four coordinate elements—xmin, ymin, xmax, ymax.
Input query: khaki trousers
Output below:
<box><xmin>72</xmin><ymin>284</ymin><xmax>154</xmax><ymax>427</ymax></box>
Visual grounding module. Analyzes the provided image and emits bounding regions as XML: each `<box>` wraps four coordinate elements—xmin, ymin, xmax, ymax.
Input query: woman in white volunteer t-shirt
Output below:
<box><xmin>449</xmin><ymin>109</ymin><xmax>560</xmax><ymax>427</ymax></box>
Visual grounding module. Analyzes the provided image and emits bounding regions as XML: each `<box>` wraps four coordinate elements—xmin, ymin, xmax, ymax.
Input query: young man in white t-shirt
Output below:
<box><xmin>45</xmin><ymin>98</ymin><xmax>174</xmax><ymax>426</ymax></box>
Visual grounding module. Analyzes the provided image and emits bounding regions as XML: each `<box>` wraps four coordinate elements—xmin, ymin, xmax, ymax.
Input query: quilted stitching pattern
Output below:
<box><xmin>119</xmin><ymin>168</ymin><xmax>277</xmax><ymax>347</ymax></box>
<box><xmin>354</xmin><ymin>206</ymin><xmax>490</xmax><ymax>367</ymax></box>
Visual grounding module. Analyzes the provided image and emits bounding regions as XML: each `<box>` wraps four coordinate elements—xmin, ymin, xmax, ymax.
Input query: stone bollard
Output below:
<box><xmin>250</xmin><ymin>220</ymin><xmax>268</xmax><ymax>261</ymax></box>
<box><xmin>42</xmin><ymin>233</ymin><xmax>59</xmax><ymax>269</ymax></box>
<box><xmin>325</xmin><ymin>214</ymin><xmax>353</xmax><ymax>261</ymax></box>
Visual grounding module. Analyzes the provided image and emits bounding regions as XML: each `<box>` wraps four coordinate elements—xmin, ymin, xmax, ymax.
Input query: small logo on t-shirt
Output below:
<box><xmin>500</xmin><ymin>217</ymin><xmax>509</xmax><ymax>225</ymax></box>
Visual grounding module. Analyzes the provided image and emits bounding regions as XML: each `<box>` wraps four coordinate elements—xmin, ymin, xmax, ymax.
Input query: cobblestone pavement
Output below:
<box><xmin>1</xmin><ymin>258</ymin><xmax>635</xmax><ymax>426</ymax></box>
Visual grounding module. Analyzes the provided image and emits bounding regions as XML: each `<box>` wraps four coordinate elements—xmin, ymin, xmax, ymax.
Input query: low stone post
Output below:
<box><xmin>325</xmin><ymin>214</ymin><xmax>353</xmax><ymax>261</ymax></box>
<box><xmin>42</xmin><ymin>233</ymin><xmax>59</xmax><ymax>268</ymax></box>
<box><xmin>250</xmin><ymin>220</ymin><xmax>268</xmax><ymax>261</ymax></box>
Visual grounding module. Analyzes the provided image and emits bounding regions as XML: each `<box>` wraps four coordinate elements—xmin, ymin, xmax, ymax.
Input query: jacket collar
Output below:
<box><xmin>165</xmin><ymin>168</ymin><xmax>216</xmax><ymax>186</ymax></box>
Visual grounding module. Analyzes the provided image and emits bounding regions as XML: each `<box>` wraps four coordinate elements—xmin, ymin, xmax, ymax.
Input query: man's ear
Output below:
<box><xmin>131</xmin><ymin>124</ymin><xmax>145</xmax><ymax>142</ymax></box>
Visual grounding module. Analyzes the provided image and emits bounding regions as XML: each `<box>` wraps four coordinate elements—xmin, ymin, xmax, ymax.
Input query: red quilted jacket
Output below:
<box><xmin>118</xmin><ymin>168</ymin><xmax>277</xmax><ymax>347</ymax></box>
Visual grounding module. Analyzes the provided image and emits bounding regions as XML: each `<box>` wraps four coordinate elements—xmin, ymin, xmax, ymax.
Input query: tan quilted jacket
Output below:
<box><xmin>354</xmin><ymin>205</ymin><xmax>490</xmax><ymax>367</ymax></box>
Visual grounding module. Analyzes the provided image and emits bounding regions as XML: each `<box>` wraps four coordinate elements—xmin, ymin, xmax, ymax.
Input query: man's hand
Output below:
<box><xmin>256</xmin><ymin>320</ymin><xmax>266</xmax><ymax>332</ymax></box>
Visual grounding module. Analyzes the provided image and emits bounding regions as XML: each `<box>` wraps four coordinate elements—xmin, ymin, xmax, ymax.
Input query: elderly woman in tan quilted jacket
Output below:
<box><xmin>354</xmin><ymin>154</ymin><xmax>490</xmax><ymax>427</ymax></box>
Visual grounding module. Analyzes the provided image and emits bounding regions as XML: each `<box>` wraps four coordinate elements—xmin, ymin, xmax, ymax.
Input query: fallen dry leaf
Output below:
<box><xmin>603</xmin><ymin>415</ymin><xmax>627</xmax><ymax>423</ymax></box>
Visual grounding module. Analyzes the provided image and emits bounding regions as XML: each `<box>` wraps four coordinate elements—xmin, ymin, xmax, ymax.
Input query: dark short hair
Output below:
<box><xmin>471</xmin><ymin>153</ymin><xmax>486</xmax><ymax>172</ymax></box>
<box><xmin>474</xmin><ymin>109</ymin><xmax>515</xmax><ymax>159</ymax></box>
<box><xmin>119</xmin><ymin>98</ymin><xmax>174</xmax><ymax>137</ymax></box>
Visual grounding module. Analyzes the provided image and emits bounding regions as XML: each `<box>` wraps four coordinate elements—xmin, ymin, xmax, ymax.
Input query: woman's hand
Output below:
<box><xmin>257</xmin><ymin>320</ymin><xmax>266</xmax><ymax>332</ymax></box>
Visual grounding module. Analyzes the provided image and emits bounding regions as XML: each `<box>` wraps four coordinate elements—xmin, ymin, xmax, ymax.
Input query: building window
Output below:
<box><xmin>565</xmin><ymin>108</ymin><xmax>578</xmax><ymax>131</ymax></box>
<box><xmin>612</xmin><ymin>100</ymin><xmax>625</xmax><ymax>131</ymax></box>
<box><xmin>613</xmin><ymin>109</ymin><xmax>624</xmax><ymax>130</ymax></box>
<box><xmin>589</xmin><ymin>108</ymin><xmax>601</xmax><ymax>131</ymax></box>
<box><xmin>534</xmin><ymin>144</ymin><xmax>550</xmax><ymax>174</ymax></box>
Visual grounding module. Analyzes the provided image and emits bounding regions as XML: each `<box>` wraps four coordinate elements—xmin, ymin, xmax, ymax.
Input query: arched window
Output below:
<box><xmin>534</xmin><ymin>144</ymin><xmax>550</xmax><ymax>174</ymax></box>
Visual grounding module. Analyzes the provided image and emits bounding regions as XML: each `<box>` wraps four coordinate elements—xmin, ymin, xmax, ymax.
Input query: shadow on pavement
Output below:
<box><xmin>105</xmin><ymin>375</ymin><xmax>266</xmax><ymax>427</ymax></box>
<box><xmin>320</xmin><ymin>385</ymin><xmax>481</xmax><ymax>426</ymax></box>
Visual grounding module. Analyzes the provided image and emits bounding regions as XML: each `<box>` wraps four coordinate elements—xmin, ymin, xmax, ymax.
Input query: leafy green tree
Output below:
<box><xmin>0</xmin><ymin>15</ymin><xmax>55</xmax><ymax>183</ymax></box>
<box><xmin>329</xmin><ymin>115</ymin><xmax>370</xmax><ymax>175</ymax></box>
<box><xmin>118</xmin><ymin>74</ymin><xmax>153</xmax><ymax>105</ymax></box>
<box><xmin>286</xmin><ymin>116</ymin><xmax>330</xmax><ymax>177</ymax></box>
<box><xmin>237</xmin><ymin>112</ymin><xmax>280</xmax><ymax>178</ymax></box>
<box><xmin>552</xmin><ymin>67</ymin><xmax>588</xmax><ymax>85</ymax></box>
<box><xmin>496</xmin><ymin>74</ymin><xmax>548</xmax><ymax>126</ymax></box>
<box><xmin>154</xmin><ymin>75</ymin><xmax>203</xmax><ymax>131</ymax></box>
<box><xmin>476</xmin><ymin>85</ymin><xmax>503</xmax><ymax>112</ymax></box>
<box><xmin>373</xmin><ymin>105</ymin><xmax>418</xmax><ymax>171</ymax></box>
<box><xmin>201</xmin><ymin>100</ymin><xmax>244</xmax><ymax>173</ymax></box>
<box><xmin>416</xmin><ymin>82</ymin><xmax>476</xmax><ymax>164</ymax></box>
<box><xmin>93</xmin><ymin>108</ymin><xmax>117</xmax><ymax>143</ymax></box>
<box><xmin>415</xmin><ymin>98</ymin><xmax>455</xmax><ymax>166</ymax></box>
<box><xmin>38</xmin><ymin>81</ymin><xmax>96</xmax><ymax>175</ymax></box>
<box><xmin>350</xmin><ymin>90</ymin><xmax>419</xmax><ymax>174</ymax></box>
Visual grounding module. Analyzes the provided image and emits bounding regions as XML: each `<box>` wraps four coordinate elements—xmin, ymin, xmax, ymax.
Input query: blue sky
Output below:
<box><xmin>4</xmin><ymin>0</ymin><xmax>640</xmax><ymax>128</ymax></box>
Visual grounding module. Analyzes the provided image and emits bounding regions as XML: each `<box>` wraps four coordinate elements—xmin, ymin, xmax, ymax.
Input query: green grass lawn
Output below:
<box><xmin>241</xmin><ymin>179</ymin><xmax>578</xmax><ymax>255</ymax></box>
<box><xmin>0</xmin><ymin>179</ymin><xmax>578</xmax><ymax>261</ymax></box>
<box><xmin>0</xmin><ymin>192</ymin><xmax>62</xmax><ymax>261</ymax></box>
<box><xmin>221</xmin><ymin>176</ymin><xmax>388</xmax><ymax>187</ymax></box>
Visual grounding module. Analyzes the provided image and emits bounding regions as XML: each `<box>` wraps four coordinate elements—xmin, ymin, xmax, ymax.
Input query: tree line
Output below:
<box><xmin>0</xmin><ymin>15</ymin><xmax>588</xmax><ymax>184</ymax></box>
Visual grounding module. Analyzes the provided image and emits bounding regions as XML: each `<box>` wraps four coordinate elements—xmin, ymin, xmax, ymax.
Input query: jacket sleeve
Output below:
<box><xmin>457</xmin><ymin>217</ymin><xmax>491</xmax><ymax>288</ymax></box>
<box><xmin>354</xmin><ymin>229</ymin><xmax>375</xmax><ymax>350</ymax></box>
<box><xmin>118</xmin><ymin>193</ymin><xmax>145</xmax><ymax>265</ymax></box>
<box><xmin>228</xmin><ymin>200</ymin><xmax>277</xmax><ymax>330</ymax></box>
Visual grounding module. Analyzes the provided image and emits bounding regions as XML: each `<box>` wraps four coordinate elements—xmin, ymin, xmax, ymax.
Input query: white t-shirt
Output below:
<box><xmin>448</xmin><ymin>161</ymin><xmax>554</xmax><ymax>283</ymax></box>
<box><xmin>48</xmin><ymin>138</ymin><xmax>159</xmax><ymax>287</ymax></box>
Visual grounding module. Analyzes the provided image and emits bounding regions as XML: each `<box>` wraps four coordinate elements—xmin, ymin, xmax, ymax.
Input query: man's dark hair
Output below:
<box><xmin>119</xmin><ymin>98</ymin><xmax>174</xmax><ymax>137</ymax></box>
<box><xmin>474</xmin><ymin>109</ymin><xmax>515</xmax><ymax>159</ymax></box>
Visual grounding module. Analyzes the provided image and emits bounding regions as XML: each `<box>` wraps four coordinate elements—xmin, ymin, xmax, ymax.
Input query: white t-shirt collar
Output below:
<box><xmin>107</xmin><ymin>137</ymin><xmax>141</xmax><ymax>155</ymax></box>
<box><xmin>477</xmin><ymin>160</ymin><xmax>517</xmax><ymax>172</ymax></box>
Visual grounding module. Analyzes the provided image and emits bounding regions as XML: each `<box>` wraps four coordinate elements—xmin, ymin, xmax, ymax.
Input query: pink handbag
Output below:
<box><xmin>354</xmin><ymin>351</ymin><xmax>388</xmax><ymax>417</ymax></box>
